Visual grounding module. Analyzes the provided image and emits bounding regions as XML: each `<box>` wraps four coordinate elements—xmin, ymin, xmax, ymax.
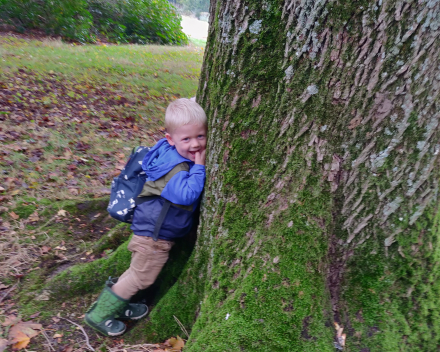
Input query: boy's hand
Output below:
<box><xmin>195</xmin><ymin>149</ymin><xmax>206</xmax><ymax>165</ymax></box>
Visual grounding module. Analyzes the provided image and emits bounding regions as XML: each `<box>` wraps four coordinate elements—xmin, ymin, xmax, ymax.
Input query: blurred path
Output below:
<box><xmin>181</xmin><ymin>16</ymin><xmax>209</xmax><ymax>40</ymax></box>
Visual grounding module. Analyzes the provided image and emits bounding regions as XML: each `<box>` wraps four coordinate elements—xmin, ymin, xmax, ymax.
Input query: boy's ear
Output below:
<box><xmin>165</xmin><ymin>133</ymin><xmax>175</xmax><ymax>146</ymax></box>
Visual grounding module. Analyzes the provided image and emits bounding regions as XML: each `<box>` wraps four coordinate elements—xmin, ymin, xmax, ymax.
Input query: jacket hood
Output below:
<box><xmin>142</xmin><ymin>138</ymin><xmax>191</xmax><ymax>181</ymax></box>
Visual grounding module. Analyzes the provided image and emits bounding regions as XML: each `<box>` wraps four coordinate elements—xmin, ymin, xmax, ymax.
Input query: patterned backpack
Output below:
<box><xmin>107</xmin><ymin>146</ymin><xmax>151</xmax><ymax>223</ymax></box>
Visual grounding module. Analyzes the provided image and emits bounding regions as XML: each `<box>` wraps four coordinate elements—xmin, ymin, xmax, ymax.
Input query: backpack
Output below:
<box><xmin>107</xmin><ymin>146</ymin><xmax>151</xmax><ymax>223</ymax></box>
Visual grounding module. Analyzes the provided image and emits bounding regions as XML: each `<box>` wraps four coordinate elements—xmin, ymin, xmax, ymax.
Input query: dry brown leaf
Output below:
<box><xmin>63</xmin><ymin>150</ymin><xmax>72</xmax><ymax>160</ymax></box>
<box><xmin>9</xmin><ymin>321</ymin><xmax>42</xmax><ymax>350</ymax></box>
<box><xmin>10</xmin><ymin>331</ymin><xmax>29</xmax><ymax>350</ymax></box>
<box><xmin>68</xmin><ymin>188</ymin><xmax>78</xmax><ymax>195</ymax></box>
<box><xmin>40</xmin><ymin>246</ymin><xmax>51</xmax><ymax>254</ymax></box>
<box><xmin>0</xmin><ymin>186</ymin><xmax>5</xmax><ymax>192</ymax></box>
<box><xmin>10</xmin><ymin>190</ymin><xmax>20</xmax><ymax>196</ymax></box>
<box><xmin>53</xmin><ymin>333</ymin><xmax>63</xmax><ymax>338</ymax></box>
<box><xmin>60</xmin><ymin>346</ymin><xmax>73</xmax><ymax>352</ymax></box>
<box><xmin>164</xmin><ymin>336</ymin><xmax>185</xmax><ymax>351</ymax></box>
<box><xmin>9</xmin><ymin>212</ymin><xmax>19</xmax><ymax>220</ymax></box>
<box><xmin>0</xmin><ymin>338</ymin><xmax>8</xmax><ymax>352</ymax></box>
<box><xmin>0</xmin><ymin>284</ymin><xmax>10</xmax><ymax>290</ymax></box>
<box><xmin>2</xmin><ymin>315</ymin><xmax>20</xmax><ymax>327</ymax></box>
<box><xmin>57</xmin><ymin>209</ymin><xmax>67</xmax><ymax>217</ymax></box>
<box><xmin>27</xmin><ymin>211</ymin><xmax>39</xmax><ymax>222</ymax></box>
<box><xmin>52</xmin><ymin>317</ymin><xmax>60</xmax><ymax>323</ymax></box>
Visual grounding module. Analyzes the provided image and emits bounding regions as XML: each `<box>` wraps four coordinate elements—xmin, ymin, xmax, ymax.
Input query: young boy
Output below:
<box><xmin>85</xmin><ymin>98</ymin><xmax>207</xmax><ymax>336</ymax></box>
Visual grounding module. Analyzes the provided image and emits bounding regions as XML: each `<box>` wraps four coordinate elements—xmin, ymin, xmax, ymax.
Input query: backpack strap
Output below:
<box><xmin>152</xmin><ymin>199</ymin><xmax>171</xmax><ymax>241</ymax></box>
<box><xmin>135</xmin><ymin>196</ymin><xmax>171</xmax><ymax>242</ymax></box>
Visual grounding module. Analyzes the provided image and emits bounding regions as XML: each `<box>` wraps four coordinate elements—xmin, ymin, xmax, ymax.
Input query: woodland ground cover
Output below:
<box><xmin>0</xmin><ymin>35</ymin><xmax>204</xmax><ymax>351</ymax></box>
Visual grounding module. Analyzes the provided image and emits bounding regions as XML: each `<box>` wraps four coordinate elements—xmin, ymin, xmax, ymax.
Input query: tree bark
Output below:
<box><xmin>139</xmin><ymin>0</ymin><xmax>440</xmax><ymax>351</ymax></box>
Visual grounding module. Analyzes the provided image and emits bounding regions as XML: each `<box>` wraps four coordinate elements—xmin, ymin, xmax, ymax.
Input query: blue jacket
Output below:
<box><xmin>131</xmin><ymin>139</ymin><xmax>205</xmax><ymax>240</ymax></box>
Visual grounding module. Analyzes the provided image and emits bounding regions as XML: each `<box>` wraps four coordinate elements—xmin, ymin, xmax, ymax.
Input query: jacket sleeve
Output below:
<box><xmin>161</xmin><ymin>164</ymin><xmax>206</xmax><ymax>206</ymax></box>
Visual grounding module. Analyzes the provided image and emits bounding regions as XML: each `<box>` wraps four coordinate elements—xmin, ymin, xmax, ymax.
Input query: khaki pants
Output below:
<box><xmin>112</xmin><ymin>235</ymin><xmax>174</xmax><ymax>300</ymax></box>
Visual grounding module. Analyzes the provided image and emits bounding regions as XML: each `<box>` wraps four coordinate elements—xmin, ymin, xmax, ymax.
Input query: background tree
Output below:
<box><xmin>141</xmin><ymin>0</ymin><xmax>440</xmax><ymax>350</ymax></box>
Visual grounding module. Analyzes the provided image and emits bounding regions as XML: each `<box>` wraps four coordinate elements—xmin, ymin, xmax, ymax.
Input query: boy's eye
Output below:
<box><xmin>197</xmin><ymin>135</ymin><xmax>205</xmax><ymax>139</ymax></box>
<box><xmin>183</xmin><ymin>138</ymin><xmax>190</xmax><ymax>141</ymax></box>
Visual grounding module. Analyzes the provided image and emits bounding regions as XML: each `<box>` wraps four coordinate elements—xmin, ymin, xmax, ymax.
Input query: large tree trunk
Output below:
<box><xmin>141</xmin><ymin>0</ymin><xmax>440</xmax><ymax>350</ymax></box>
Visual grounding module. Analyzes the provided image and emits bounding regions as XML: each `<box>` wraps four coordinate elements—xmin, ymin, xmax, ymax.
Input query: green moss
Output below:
<box><xmin>92</xmin><ymin>222</ymin><xmax>132</xmax><ymax>254</ymax></box>
<box><xmin>12</xmin><ymin>202</ymin><xmax>37</xmax><ymax>218</ymax></box>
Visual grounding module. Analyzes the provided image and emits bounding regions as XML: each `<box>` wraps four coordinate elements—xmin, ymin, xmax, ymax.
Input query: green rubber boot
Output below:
<box><xmin>106</xmin><ymin>277</ymin><xmax>149</xmax><ymax>321</ymax></box>
<box><xmin>84</xmin><ymin>285</ymin><xmax>128</xmax><ymax>337</ymax></box>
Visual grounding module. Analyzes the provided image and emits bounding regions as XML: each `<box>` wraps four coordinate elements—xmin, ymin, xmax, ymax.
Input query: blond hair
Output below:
<box><xmin>165</xmin><ymin>98</ymin><xmax>207</xmax><ymax>133</ymax></box>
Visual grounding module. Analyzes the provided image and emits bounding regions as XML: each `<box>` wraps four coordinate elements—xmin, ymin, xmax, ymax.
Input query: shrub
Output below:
<box><xmin>0</xmin><ymin>0</ymin><xmax>188</xmax><ymax>45</ymax></box>
<box><xmin>88</xmin><ymin>0</ymin><xmax>188</xmax><ymax>44</ymax></box>
<box><xmin>0</xmin><ymin>0</ymin><xmax>93</xmax><ymax>42</ymax></box>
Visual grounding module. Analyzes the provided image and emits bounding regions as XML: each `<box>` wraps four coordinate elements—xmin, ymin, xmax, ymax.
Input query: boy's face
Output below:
<box><xmin>165</xmin><ymin>123</ymin><xmax>207</xmax><ymax>162</ymax></box>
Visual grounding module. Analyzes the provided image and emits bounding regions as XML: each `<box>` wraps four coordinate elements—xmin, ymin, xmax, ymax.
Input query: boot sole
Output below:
<box><xmin>84</xmin><ymin>316</ymin><xmax>126</xmax><ymax>337</ymax></box>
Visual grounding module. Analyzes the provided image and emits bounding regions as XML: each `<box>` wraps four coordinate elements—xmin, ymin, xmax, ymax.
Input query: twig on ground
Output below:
<box><xmin>0</xmin><ymin>283</ymin><xmax>18</xmax><ymax>304</ymax></box>
<box><xmin>173</xmin><ymin>315</ymin><xmax>189</xmax><ymax>339</ymax></box>
<box><xmin>108</xmin><ymin>344</ymin><xmax>158</xmax><ymax>352</ymax></box>
<box><xmin>36</xmin><ymin>215</ymin><xmax>58</xmax><ymax>233</ymax></box>
<box><xmin>59</xmin><ymin>317</ymin><xmax>95</xmax><ymax>352</ymax></box>
<box><xmin>41</xmin><ymin>329</ymin><xmax>56</xmax><ymax>351</ymax></box>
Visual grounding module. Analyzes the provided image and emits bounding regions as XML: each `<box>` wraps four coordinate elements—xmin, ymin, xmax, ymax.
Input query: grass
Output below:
<box><xmin>0</xmin><ymin>37</ymin><xmax>203</xmax><ymax>95</ymax></box>
<box><xmin>0</xmin><ymin>36</ymin><xmax>203</xmax><ymax>209</ymax></box>
<box><xmin>0</xmin><ymin>35</ymin><xmax>204</xmax><ymax>350</ymax></box>
<box><xmin>188</xmin><ymin>37</ymin><xmax>207</xmax><ymax>48</ymax></box>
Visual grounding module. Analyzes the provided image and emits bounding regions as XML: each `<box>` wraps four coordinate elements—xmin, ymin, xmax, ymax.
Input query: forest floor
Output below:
<box><xmin>0</xmin><ymin>33</ymin><xmax>204</xmax><ymax>351</ymax></box>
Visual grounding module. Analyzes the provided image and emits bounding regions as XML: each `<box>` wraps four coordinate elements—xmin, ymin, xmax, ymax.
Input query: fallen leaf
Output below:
<box><xmin>0</xmin><ymin>186</ymin><xmax>5</xmax><ymax>192</ymax></box>
<box><xmin>29</xmin><ymin>312</ymin><xmax>41</xmax><ymax>319</ymax></box>
<box><xmin>54</xmin><ymin>246</ymin><xmax>67</xmax><ymax>251</ymax></box>
<box><xmin>52</xmin><ymin>317</ymin><xmax>60</xmax><ymax>323</ymax></box>
<box><xmin>164</xmin><ymin>336</ymin><xmax>185</xmax><ymax>351</ymax></box>
<box><xmin>63</xmin><ymin>150</ymin><xmax>72</xmax><ymax>160</ymax></box>
<box><xmin>35</xmin><ymin>290</ymin><xmax>51</xmax><ymax>301</ymax></box>
<box><xmin>0</xmin><ymin>284</ymin><xmax>10</xmax><ymax>290</ymax></box>
<box><xmin>10</xmin><ymin>190</ymin><xmax>20</xmax><ymax>196</ymax></box>
<box><xmin>68</xmin><ymin>188</ymin><xmax>78</xmax><ymax>195</ymax></box>
<box><xmin>40</xmin><ymin>246</ymin><xmax>51</xmax><ymax>254</ymax></box>
<box><xmin>57</xmin><ymin>209</ymin><xmax>67</xmax><ymax>217</ymax></box>
<box><xmin>27</xmin><ymin>211</ymin><xmax>39</xmax><ymax>222</ymax></box>
<box><xmin>9</xmin><ymin>321</ymin><xmax>42</xmax><ymax>350</ymax></box>
<box><xmin>9</xmin><ymin>212</ymin><xmax>19</xmax><ymax>220</ymax></box>
<box><xmin>2</xmin><ymin>315</ymin><xmax>20</xmax><ymax>327</ymax></box>
<box><xmin>53</xmin><ymin>333</ymin><xmax>63</xmax><ymax>338</ymax></box>
<box><xmin>0</xmin><ymin>338</ymin><xmax>8</xmax><ymax>352</ymax></box>
<box><xmin>93</xmin><ymin>213</ymin><xmax>101</xmax><ymax>218</ymax></box>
